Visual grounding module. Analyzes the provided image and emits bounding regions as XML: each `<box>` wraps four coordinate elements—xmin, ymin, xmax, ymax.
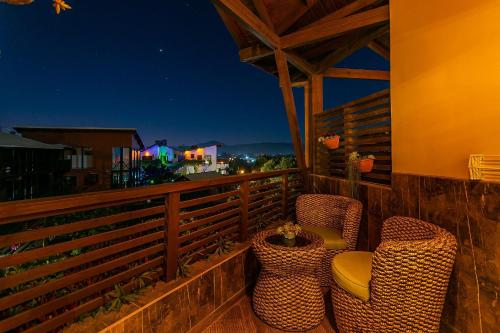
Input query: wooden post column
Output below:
<box><xmin>304</xmin><ymin>82</ymin><xmax>312</xmax><ymax>168</ymax></box>
<box><xmin>166</xmin><ymin>191</ymin><xmax>180</xmax><ymax>281</ymax></box>
<box><xmin>275</xmin><ymin>49</ymin><xmax>306</xmax><ymax>169</ymax></box>
<box><xmin>281</xmin><ymin>173</ymin><xmax>288</xmax><ymax>218</ymax></box>
<box><xmin>310</xmin><ymin>74</ymin><xmax>323</xmax><ymax>173</ymax></box>
<box><xmin>239</xmin><ymin>180</ymin><xmax>249</xmax><ymax>242</ymax></box>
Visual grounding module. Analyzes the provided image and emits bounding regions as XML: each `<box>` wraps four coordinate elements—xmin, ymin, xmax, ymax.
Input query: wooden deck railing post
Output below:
<box><xmin>239</xmin><ymin>180</ymin><xmax>249</xmax><ymax>242</ymax></box>
<box><xmin>166</xmin><ymin>191</ymin><xmax>180</xmax><ymax>281</ymax></box>
<box><xmin>281</xmin><ymin>174</ymin><xmax>288</xmax><ymax>219</ymax></box>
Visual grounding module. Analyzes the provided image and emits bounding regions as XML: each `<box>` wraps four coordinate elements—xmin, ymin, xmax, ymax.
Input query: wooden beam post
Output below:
<box><xmin>310</xmin><ymin>74</ymin><xmax>323</xmax><ymax>173</ymax></box>
<box><xmin>166</xmin><ymin>191</ymin><xmax>180</xmax><ymax>281</ymax></box>
<box><xmin>275</xmin><ymin>49</ymin><xmax>306</xmax><ymax>169</ymax></box>
<box><xmin>304</xmin><ymin>82</ymin><xmax>311</xmax><ymax>168</ymax></box>
<box><xmin>239</xmin><ymin>180</ymin><xmax>249</xmax><ymax>242</ymax></box>
<box><xmin>281</xmin><ymin>173</ymin><xmax>288</xmax><ymax>218</ymax></box>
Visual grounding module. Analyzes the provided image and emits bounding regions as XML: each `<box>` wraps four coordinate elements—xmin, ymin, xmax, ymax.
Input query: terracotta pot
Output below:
<box><xmin>323</xmin><ymin>135</ymin><xmax>340</xmax><ymax>149</ymax></box>
<box><xmin>359</xmin><ymin>158</ymin><xmax>374</xmax><ymax>173</ymax></box>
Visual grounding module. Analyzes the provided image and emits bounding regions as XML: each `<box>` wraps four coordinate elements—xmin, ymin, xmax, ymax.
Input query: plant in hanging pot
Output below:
<box><xmin>276</xmin><ymin>222</ymin><xmax>302</xmax><ymax>247</ymax></box>
<box><xmin>359</xmin><ymin>154</ymin><xmax>376</xmax><ymax>173</ymax></box>
<box><xmin>318</xmin><ymin>133</ymin><xmax>340</xmax><ymax>149</ymax></box>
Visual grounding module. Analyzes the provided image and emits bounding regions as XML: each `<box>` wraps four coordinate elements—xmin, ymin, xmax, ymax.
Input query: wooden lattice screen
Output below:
<box><xmin>313</xmin><ymin>88</ymin><xmax>391</xmax><ymax>185</ymax></box>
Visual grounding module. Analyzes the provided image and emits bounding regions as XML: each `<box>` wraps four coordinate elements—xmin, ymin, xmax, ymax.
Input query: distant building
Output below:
<box><xmin>141</xmin><ymin>140</ymin><xmax>182</xmax><ymax>164</ymax></box>
<box><xmin>0</xmin><ymin>132</ymin><xmax>71</xmax><ymax>201</ymax></box>
<box><xmin>14</xmin><ymin>126</ymin><xmax>144</xmax><ymax>191</ymax></box>
<box><xmin>178</xmin><ymin>144</ymin><xmax>218</xmax><ymax>174</ymax></box>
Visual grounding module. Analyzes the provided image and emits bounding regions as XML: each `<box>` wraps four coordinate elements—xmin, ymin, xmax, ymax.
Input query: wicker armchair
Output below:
<box><xmin>331</xmin><ymin>216</ymin><xmax>458</xmax><ymax>333</ymax></box>
<box><xmin>296</xmin><ymin>194</ymin><xmax>362</xmax><ymax>286</ymax></box>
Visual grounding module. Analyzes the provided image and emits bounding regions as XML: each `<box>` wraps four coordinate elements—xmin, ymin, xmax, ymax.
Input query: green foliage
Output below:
<box><xmin>260</xmin><ymin>156</ymin><xmax>296</xmax><ymax>172</ymax></box>
<box><xmin>135</xmin><ymin>270</ymin><xmax>156</xmax><ymax>289</ymax></box>
<box><xmin>107</xmin><ymin>284</ymin><xmax>139</xmax><ymax>311</ymax></box>
<box><xmin>214</xmin><ymin>236</ymin><xmax>234</xmax><ymax>256</ymax></box>
<box><xmin>176</xmin><ymin>256</ymin><xmax>192</xmax><ymax>278</ymax></box>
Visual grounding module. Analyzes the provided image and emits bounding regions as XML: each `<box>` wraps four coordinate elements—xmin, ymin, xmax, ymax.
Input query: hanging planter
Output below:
<box><xmin>318</xmin><ymin>134</ymin><xmax>340</xmax><ymax>150</ymax></box>
<box><xmin>359</xmin><ymin>155</ymin><xmax>376</xmax><ymax>173</ymax></box>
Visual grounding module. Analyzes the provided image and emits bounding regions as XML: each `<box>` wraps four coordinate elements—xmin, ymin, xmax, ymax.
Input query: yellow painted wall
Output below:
<box><xmin>391</xmin><ymin>0</ymin><xmax>500</xmax><ymax>179</ymax></box>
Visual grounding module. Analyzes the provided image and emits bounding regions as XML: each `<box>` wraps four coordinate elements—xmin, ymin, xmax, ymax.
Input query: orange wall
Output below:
<box><xmin>391</xmin><ymin>1</ymin><xmax>500</xmax><ymax>179</ymax></box>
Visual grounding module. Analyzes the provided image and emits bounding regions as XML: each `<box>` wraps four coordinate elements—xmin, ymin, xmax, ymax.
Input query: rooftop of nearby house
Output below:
<box><xmin>0</xmin><ymin>132</ymin><xmax>66</xmax><ymax>150</ymax></box>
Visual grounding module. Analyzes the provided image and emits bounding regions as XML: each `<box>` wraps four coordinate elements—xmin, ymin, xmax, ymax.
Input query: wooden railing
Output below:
<box><xmin>0</xmin><ymin>168</ymin><xmax>305</xmax><ymax>332</ymax></box>
<box><xmin>314</xmin><ymin>88</ymin><xmax>391</xmax><ymax>185</ymax></box>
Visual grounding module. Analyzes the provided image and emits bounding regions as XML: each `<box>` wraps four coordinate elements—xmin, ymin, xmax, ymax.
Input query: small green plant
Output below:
<box><xmin>107</xmin><ymin>284</ymin><xmax>139</xmax><ymax>311</ymax></box>
<box><xmin>176</xmin><ymin>256</ymin><xmax>192</xmax><ymax>278</ymax></box>
<box><xmin>135</xmin><ymin>270</ymin><xmax>156</xmax><ymax>289</ymax></box>
<box><xmin>214</xmin><ymin>236</ymin><xmax>234</xmax><ymax>256</ymax></box>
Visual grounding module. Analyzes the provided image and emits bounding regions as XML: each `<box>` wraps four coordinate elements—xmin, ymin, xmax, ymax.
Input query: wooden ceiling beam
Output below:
<box><xmin>239</xmin><ymin>45</ymin><xmax>273</xmax><ymax>62</ymax></box>
<box><xmin>214</xmin><ymin>4</ymin><xmax>246</xmax><ymax>47</ymax></box>
<box><xmin>251</xmin><ymin>0</ymin><xmax>275</xmax><ymax>31</ymax></box>
<box><xmin>275</xmin><ymin>0</ymin><xmax>319</xmax><ymax>35</ymax></box>
<box><xmin>285</xmin><ymin>51</ymin><xmax>316</xmax><ymax>74</ymax></box>
<box><xmin>280</xmin><ymin>5</ymin><xmax>389</xmax><ymax>49</ymax></box>
<box><xmin>212</xmin><ymin>0</ymin><xmax>280</xmax><ymax>49</ymax></box>
<box><xmin>274</xmin><ymin>49</ymin><xmax>306</xmax><ymax>169</ymax></box>
<box><xmin>301</xmin><ymin>0</ymin><xmax>381</xmax><ymax>30</ymax></box>
<box><xmin>368</xmin><ymin>39</ymin><xmax>390</xmax><ymax>60</ymax></box>
<box><xmin>316</xmin><ymin>24</ymin><xmax>389</xmax><ymax>73</ymax></box>
<box><xmin>323</xmin><ymin>68</ymin><xmax>389</xmax><ymax>80</ymax></box>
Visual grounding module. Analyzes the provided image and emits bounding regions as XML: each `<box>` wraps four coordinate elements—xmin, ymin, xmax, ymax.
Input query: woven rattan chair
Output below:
<box><xmin>296</xmin><ymin>194</ymin><xmax>362</xmax><ymax>286</ymax></box>
<box><xmin>331</xmin><ymin>216</ymin><xmax>458</xmax><ymax>333</ymax></box>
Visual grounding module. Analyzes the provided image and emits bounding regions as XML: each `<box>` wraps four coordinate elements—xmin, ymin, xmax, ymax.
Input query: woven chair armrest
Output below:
<box><xmin>341</xmin><ymin>200</ymin><xmax>363</xmax><ymax>249</ymax></box>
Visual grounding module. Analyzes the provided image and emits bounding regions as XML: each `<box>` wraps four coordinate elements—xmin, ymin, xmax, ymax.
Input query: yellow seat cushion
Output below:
<box><xmin>332</xmin><ymin>251</ymin><xmax>373</xmax><ymax>302</ymax></box>
<box><xmin>302</xmin><ymin>225</ymin><xmax>347</xmax><ymax>250</ymax></box>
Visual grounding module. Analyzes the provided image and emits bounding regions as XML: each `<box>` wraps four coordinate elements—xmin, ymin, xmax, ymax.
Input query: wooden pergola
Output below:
<box><xmin>213</xmin><ymin>0</ymin><xmax>390</xmax><ymax>169</ymax></box>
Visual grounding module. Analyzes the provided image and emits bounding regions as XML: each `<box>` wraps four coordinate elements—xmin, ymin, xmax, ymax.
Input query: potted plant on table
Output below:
<box><xmin>318</xmin><ymin>133</ymin><xmax>340</xmax><ymax>149</ymax></box>
<box><xmin>276</xmin><ymin>222</ymin><xmax>302</xmax><ymax>247</ymax></box>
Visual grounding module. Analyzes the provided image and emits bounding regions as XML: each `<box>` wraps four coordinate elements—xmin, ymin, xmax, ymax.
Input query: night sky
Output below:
<box><xmin>0</xmin><ymin>0</ymin><xmax>388</xmax><ymax>146</ymax></box>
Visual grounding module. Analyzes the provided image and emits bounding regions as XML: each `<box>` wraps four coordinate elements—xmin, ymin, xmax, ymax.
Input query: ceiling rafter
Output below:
<box><xmin>274</xmin><ymin>0</ymin><xmax>319</xmax><ymax>35</ymax></box>
<box><xmin>251</xmin><ymin>0</ymin><xmax>275</xmax><ymax>31</ymax></box>
<box><xmin>323</xmin><ymin>67</ymin><xmax>389</xmax><ymax>80</ymax></box>
<box><xmin>212</xmin><ymin>0</ymin><xmax>280</xmax><ymax>49</ymax></box>
<box><xmin>284</xmin><ymin>51</ymin><xmax>316</xmax><ymax>75</ymax></box>
<box><xmin>301</xmin><ymin>0</ymin><xmax>381</xmax><ymax>30</ymax></box>
<box><xmin>316</xmin><ymin>24</ymin><xmax>389</xmax><ymax>73</ymax></box>
<box><xmin>280</xmin><ymin>4</ymin><xmax>389</xmax><ymax>49</ymax></box>
<box><xmin>239</xmin><ymin>45</ymin><xmax>274</xmax><ymax>62</ymax></box>
<box><xmin>214</xmin><ymin>4</ymin><xmax>246</xmax><ymax>47</ymax></box>
<box><xmin>368</xmin><ymin>39</ymin><xmax>389</xmax><ymax>60</ymax></box>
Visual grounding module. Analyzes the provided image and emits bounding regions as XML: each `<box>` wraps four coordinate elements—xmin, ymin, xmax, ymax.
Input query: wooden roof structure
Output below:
<box><xmin>213</xmin><ymin>0</ymin><xmax>390</xmax><ymax>169</ymax></box>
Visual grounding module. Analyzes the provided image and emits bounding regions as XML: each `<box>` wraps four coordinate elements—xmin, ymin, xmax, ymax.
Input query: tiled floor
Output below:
<box><xmin>202</xmin><ymin>293</ymin><xmax>338</xmax><ymax>333</ymax></box>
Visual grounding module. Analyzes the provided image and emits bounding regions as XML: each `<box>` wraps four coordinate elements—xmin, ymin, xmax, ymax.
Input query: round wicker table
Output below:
<box><xmin>252</xmin><ymin>229</ymin><xmax>326</xmax><ymax>331</ymax></box>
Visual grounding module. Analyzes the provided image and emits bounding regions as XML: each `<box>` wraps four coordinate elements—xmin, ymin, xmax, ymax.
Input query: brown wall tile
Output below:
<box><xmin>187</xmin><ymin>270</ymin><xmax>216</xmax><ymax>327</ymax></box>
<box><xmin>308</xmin><ymin>173</ymin><xmax>499</xmax><ymax>333</ymax></box>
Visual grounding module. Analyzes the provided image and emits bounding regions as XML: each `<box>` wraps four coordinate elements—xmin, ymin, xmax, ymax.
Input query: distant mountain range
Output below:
<box><xmin>218</xmin><ymin>142</ymin><xmax>294</xmax><ymax>156</ymax></box>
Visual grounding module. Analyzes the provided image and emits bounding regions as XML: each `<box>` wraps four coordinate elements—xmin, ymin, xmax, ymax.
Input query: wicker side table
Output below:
<box><xmin>252</xmin><ymin>229</ymin><xmax>326</xmax><ymax>331</ymax></box>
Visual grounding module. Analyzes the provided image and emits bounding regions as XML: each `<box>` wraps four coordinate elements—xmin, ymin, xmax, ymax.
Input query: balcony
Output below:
<box><xmin>1</xmin><ymin>0</ymin><xmax>498</xmax><ymax>332</ymax></box>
